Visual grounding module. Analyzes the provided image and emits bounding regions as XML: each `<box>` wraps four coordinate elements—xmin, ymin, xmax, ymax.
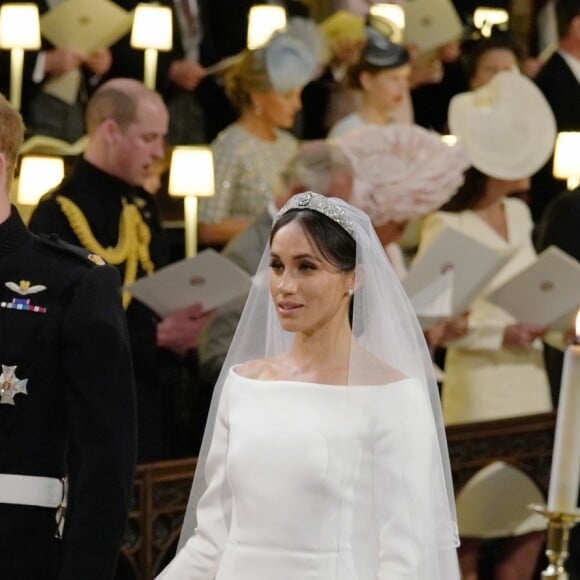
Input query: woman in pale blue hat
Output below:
<box><xmin>197</xmin><ymin>33</ymin><xmax>316</xmax><ymax>248</ymax></box>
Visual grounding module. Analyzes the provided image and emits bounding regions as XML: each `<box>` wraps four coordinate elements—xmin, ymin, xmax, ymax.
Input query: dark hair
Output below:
<box><xmin>556</xmin><ymin>0</ymin><xmax>580</xmax><ymax>37</ymax></box>
<box><xmin>270</xmin><ymin>209</ymin><xmax>356</xmax><ymax>272</ymax></box>
<box><xmin>462</xmin><ymin>32</ymin><xmax>521</xmax><ymax>82</ymax></box>
<box><xmin>440</xmin><ymin>167</ymin><xmax>488</xmax><ymax>212</ymax></box>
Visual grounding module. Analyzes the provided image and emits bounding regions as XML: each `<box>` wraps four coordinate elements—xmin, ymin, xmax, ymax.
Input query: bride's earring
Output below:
<box><xmin>347</xmin><ymin>288</ymin><xmax>354</xmax><ymax>296</ymax></box>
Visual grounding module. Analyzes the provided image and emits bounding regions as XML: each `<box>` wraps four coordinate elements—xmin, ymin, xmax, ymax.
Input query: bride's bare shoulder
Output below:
<box><xmin>353</xmin><ymin>349</ymin><xmax>408</xmax><ymax>385</ymax></box>
<box><xmin>235</xmin><ymin>358</ymin><xmax>281</xmax><ymax>380</ymax></box>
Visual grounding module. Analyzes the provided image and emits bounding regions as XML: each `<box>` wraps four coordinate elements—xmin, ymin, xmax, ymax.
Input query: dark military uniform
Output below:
<box><xmin>0</xmin><ymin>207</ymin><xmax>136</xmax><ymax>580</ymax></box>
<box><xmin>29</xmin><ymin>158</ymin><xmax>187</xmax><ymax>462</ymax></box>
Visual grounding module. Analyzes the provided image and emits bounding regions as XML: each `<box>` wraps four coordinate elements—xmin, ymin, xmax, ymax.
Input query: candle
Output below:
<box><xmin>547</xmin><ymin>311</ymin><xmax>580</xmax><ymax>512</ymax></box>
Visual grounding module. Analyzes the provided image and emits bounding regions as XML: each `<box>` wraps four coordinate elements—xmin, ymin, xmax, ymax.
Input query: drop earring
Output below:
<box><xmin>255</xmin><ymin>103</ymin><xmax>263</xmax><ymax>116</ymax></box>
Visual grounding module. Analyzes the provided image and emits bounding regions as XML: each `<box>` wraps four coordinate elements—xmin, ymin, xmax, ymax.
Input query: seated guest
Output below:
<box><xmin>198</xmin><ymin>32</ymin><xmax>316</xmax><ymax>248</ymax></box>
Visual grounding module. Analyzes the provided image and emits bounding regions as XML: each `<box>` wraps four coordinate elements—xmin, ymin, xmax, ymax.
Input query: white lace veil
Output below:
<box><xmin>174</xmin><ymin>192</ymin><xmax>459</xmax><ymax>577</ymax></box>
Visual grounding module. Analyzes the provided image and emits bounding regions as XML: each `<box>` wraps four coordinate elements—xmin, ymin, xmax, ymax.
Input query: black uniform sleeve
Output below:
<box><xmin>58</xmin><ymin>263</ymin><xmax>136</xmax><ymax>580</ymax></box>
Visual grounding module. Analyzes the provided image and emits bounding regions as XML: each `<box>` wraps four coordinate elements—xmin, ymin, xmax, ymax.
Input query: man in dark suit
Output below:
<box><xmin>0</xmin><ymin>0</ymin><xmax>113</xmax><ymax>142</ymax></box>
<box><xmin>530</xmin><ymin>0</ymin><xmax>580</xmax><ymax>222</ymax></box>
<box><xmin>0</xmin><ymin>92</ymin><xmax>136</xmax><ymax>579</ymax></box>
<box><xmin>108</xmin><ymin>0</ymin><xmax>212</xmax><ymax>144</ymax></box>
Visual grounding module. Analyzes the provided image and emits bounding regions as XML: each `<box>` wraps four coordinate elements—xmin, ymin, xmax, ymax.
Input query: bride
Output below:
<box><xmin>158</xmin><ymin>192</ymin><xmax>460</xmax><ymax>579</ymax></box>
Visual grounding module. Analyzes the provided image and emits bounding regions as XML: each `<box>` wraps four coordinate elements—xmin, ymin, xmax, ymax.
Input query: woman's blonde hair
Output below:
<box><xmin>224</xmin><ymin>48</ymin><xmax>273</xmax><ymax>111</ymax></box>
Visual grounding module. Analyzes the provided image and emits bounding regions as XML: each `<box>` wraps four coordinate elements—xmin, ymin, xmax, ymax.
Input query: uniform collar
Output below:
<box><xmin>0</xmin><ymin>206</ymin><xmax>31</xmax><ymax>258</ymax></box>
<box><xmin>75</xmin><ymin>157</ymin><xmax>142</xmax><ymax>202</ymax></box>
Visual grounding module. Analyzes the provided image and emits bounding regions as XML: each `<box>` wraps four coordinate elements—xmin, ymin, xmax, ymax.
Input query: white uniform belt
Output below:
<box><xmin>0</xmin><ymin>474</ymin><xmax>65</xmax><ymax>508</ymax></box>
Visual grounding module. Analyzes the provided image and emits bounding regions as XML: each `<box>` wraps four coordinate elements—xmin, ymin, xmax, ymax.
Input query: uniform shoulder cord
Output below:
<box><xmin>56</xmin><ymin>195</ymin><xmax>155</xmax><ymax>308</ymax></box>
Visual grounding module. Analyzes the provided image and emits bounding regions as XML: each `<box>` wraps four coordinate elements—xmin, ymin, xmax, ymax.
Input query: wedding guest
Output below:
<box><xmin>29</xmin><ymin>78</ymin><xmax>211</xmax><ymax>462</ymax></box>
<box><xmin>416</xmin><ymin>71</ymin><xmax>556</xmax><ymax>580</ymax></box>
<box><xmin>198</xmin><ymin>32</ymin><xmax>316</xmax><ymax>247</ymax></box>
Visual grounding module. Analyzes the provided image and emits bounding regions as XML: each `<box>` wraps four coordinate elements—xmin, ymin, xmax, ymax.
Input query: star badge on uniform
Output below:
<box><xmin>0</xmin><ymin>365</ymin><xmax>28</xmax><ymax>405</ymax></box>
<box><xmin>5</xmin><ymin>280</ymin><xmax>47</xmax><ymax>295</ymax></box>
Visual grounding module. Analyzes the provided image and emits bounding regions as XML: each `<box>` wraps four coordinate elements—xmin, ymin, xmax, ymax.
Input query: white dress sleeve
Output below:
<box><xmin>374</xmin><ymin>381</ymin><xmax>460</xmax><ymax>580</ymax></box>
<box><xmin>157</xmin><ymin>382</ymin><xmax>232</xmax><ymax>579</ymax></box>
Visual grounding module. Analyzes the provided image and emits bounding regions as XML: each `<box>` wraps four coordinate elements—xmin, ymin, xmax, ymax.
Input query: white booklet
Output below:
<box><xmin>404</xmin><ymin>227</ymin><xmax>511</xmax><ymax>329</ymax></box>
<box><xmin>486</xmin><ymin>246</ymin><xmax>580</xmax><ymax>331</ymax></box>
<box><xmin>125</xmin><ymin>249</ymin><xmax>252</xmax><ymax>318</ymax></box>
<box><xmin>40</xmin><ymin>0</ymin><xmax>133</xmax><ymax>103</ymax></box>
<box><xmin>404</xmin><ymin>0</ymin><xmax>463</xmax><ymax>53</ymax></box>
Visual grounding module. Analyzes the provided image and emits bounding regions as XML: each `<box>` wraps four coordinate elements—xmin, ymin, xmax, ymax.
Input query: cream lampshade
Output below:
<box><xmin>553</xmin><ymin>132</ymin><xmax>580</xmax><ymax>190</ymax></box>
<box><xmin>0</xmin><ymin>3</ymin><xmax>41</xmax><ymax>111</ymax></box>
<box><xmin>473</xmin><ymin>7</ymin><xmax>509</xmax><ymax>38</ymax></box>
<box><xmin>247</xmin><ymin>5</ymin><xmax>287</xmax><ymax>50</ymax></box>
<box><xmin>368</xmin><ymin>3</ymin><xmax>405</xmax><ymax>44</ymax></box>
<box><xmin>130</xmin><ymin>3</ymin><xmax>173</xmax><ymax>89</ymax></box>
<box><xmin>17</xmin><ymin>155</ymin><xmax>64</xmax><ymax>206</ymax></box>
<box><xmin>168</xmin><ymin>146</ymin><xmax>214</xmax><ymax>257</ymax></box>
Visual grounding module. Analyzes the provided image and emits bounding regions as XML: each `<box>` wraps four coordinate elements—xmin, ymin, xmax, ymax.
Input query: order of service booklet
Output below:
<box><xmin>486</xmin><ymin>245</ymin><xmax>580</xmax><ymax>331</ymax></box>
<box><xmin>403</xmin><ymin>227</ymin><xmax>511</xmax><ymax>329</ymax></box>
<box><xmin>40</xmin><ymin>0</ymin><xmax>133</xmax><ymax>104</ymax></box>
<box><xmin>125</xmin><ymin>249</ymin><xmax>252</xmax><ymax>318</ymax></box>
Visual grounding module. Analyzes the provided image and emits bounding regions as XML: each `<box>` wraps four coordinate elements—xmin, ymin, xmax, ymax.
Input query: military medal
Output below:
<box><xmin>0</xmin><ymin>365</ymin><xmax>28</xmax><ymax>405</ymax></box>
<box><xmin>0</xmin><ymin>298</ymin><xmax>46</xmax><ymax>314</ymax></box>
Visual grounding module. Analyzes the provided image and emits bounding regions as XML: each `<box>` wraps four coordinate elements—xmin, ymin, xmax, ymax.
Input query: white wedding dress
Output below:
<box><xmin>159</xmin><ymin>368</ymin><xmax>460</xmax><ymax>579</ymax></box>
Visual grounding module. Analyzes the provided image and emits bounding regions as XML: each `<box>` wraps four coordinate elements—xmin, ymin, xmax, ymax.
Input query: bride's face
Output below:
<box><xmin>269</xmin><ymin>221</ymin><xmax>353</xmax><ymax>335</ymax></box>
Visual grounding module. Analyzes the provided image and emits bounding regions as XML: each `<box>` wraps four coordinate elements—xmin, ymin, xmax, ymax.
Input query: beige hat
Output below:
<box><xmin>448</xmin><ymin>71</ymin><xmax>557</xmax><ymax>180</ymax></box>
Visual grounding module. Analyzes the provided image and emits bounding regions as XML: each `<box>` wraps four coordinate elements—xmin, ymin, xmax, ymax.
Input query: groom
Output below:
<box><xmin>0</xmin><ymin>93</ymin><xmax>136</xmax><ymax>579</ymax></box>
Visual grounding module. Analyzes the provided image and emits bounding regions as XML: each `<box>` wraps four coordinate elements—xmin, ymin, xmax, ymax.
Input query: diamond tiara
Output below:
<box><xmin>274</xmin><ymin>191</ymin><xmax>356</xmax><ymax>238</ymax></box>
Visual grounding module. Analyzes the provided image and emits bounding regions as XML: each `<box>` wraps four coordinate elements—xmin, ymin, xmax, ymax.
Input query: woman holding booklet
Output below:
<box><xmin>416</xmin><ymin>70</ymin><xmax>556</xmax><ymax>579</ymax></box>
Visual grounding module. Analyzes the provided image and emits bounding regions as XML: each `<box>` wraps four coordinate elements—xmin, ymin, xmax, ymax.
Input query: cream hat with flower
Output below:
<box><xmin>448</xmin><ymin>70</ymin><xmax>557</xmax><ymax>180</ymax></box>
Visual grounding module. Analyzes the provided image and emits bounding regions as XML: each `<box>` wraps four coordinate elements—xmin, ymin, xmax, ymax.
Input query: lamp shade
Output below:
<box><xmin>169</xmin><ymin>146</ymin><xmax>214</xmax><ymax>198</ymax></box>
<box><xmin>0</xmin><ymin>4</ymin><xmax>41</xmax><ymax>49</ymax></box>
<box><xmin>368</xmin><ymin>3</ymin><xmax>405</xmax><ymax>44</ymax></box>
<box><xmin>130</xmin><ymin>3</ymin><xmax>172</xmax><ymax>50</ymax></box>
<box><xmin>17</xmin><ymin>156</ymin><xmax>64</xmax><ymax>205</ymax></box>
<box><xmin>247</xmin><ymin>5</ymin><xmax>286</xmax><ymax>50</ymax></box>
<box><xmin>553</xmin><ymin>132</ymin><xmax>580</xmax><ymax>185</ymax></box>
<box><xmin>473</xmin><ymin>7</ymin><xmax>509</xmax><ymax>37</ymax></box>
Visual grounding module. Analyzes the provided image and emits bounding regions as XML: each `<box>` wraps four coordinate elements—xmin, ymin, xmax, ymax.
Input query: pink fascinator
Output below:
<box><xmin>333</xmin><ymin>124</ymin><xmax>470</xmax><ymax>225</ymax></box>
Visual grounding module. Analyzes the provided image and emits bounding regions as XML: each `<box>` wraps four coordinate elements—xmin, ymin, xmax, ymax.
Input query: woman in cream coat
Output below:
<box><xmin>416</xmin><ymin>70</ymin><xmax>556</xmax><ymax>580</ymax></box>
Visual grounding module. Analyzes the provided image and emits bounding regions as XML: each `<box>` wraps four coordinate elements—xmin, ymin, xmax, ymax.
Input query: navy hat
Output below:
<box><xmin>362</xmin><ymin>26</ymin><xmax>409</xmax><ymax>68</ymax></box>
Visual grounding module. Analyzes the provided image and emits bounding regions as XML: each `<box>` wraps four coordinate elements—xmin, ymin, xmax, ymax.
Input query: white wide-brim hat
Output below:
<box><xmin>448</xmin><ymin>70</ymin><xmax>557</xmax><ymax>180</ymax></box>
